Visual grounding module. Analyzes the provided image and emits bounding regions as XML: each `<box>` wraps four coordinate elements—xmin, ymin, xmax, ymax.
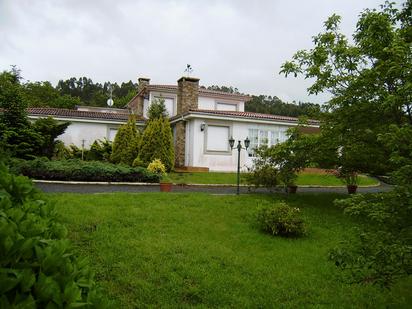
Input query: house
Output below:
<box><xmin>27</xmin><ymin>76</ymin><xmax>319</xmax><ymax>172</ymax></box>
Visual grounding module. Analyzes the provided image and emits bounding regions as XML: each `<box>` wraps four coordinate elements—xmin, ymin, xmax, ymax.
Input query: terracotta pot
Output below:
<box><xmin>347</xmin><ymin>185</ymin><xmax>358</xmax><ymax>194</ymax></box>
<box><xmin>287</xmin><ymin>185</ymin><xmax>298</xmax><ymax>194</ymax></box>
<box><xmin>160</xmin><ymin>182</ymin><xmax>172</xmax><ymax>192</ymax></box>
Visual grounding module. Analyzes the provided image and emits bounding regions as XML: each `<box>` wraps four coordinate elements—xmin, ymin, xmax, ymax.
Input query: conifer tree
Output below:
<box><xmin>139</xmin><ymin>117</ymin><xmax>174</xmax><ymax>171</ymax></box>
<box><xmin>110</xmin><ymin>115</ymin><xmax>140</xmax><ymax>165</ymax></box>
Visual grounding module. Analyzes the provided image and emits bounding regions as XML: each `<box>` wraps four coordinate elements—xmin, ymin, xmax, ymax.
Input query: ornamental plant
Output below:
<box><xmin>111</xmin><ymin>115</ymin><xmax>140</xmax><ymax>166</ymax></box>
<box><xmin>256</xmin><ymin>202</ymin><xmax>306</xmax><ymax>237</ymax></box>
<box><xmin>0</xmin><ymin>164</ymin><xmax>106</xmax><ymax>307</ymax></box>
<box><xmin>147</xmin><ymin>159</ymin><xmax>166</xmax><ymax>176</ymax></box>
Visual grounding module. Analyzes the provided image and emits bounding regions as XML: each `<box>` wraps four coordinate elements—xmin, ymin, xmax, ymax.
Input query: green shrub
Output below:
<box><xmin>11</xmin><ymin>158</ymin><xmax>159</xmax><ymax>183</ymax></box>
<box><xmin>132</xmin><ymin>156</ymin><xmax>145</xmax><ymax>168</ymax></box>
<box><xmin>147</xmin><ymin>159</ymin><xmax>166</xmax><ymax>175</ymax></box>
<box><xmin>256</xmin><ymin>202</ymin><xmax>306</xmax><ymax>237</ymax></box>
<box><xmin>139</xmin><ymin>117</ymin><xmax>174</xmax><ymax>172</ymax></box>
<box><xmin>0</xmin><ymin>165</ymin><xmax>107</xmax><ymax>307</ymax></box>
<box><xmin>111</xmin><ymin>116</ymin><xmax>140</xmax><ymax>165</ymax></box>
<box><xmin>87</xmin><ymin>138</ymin><xmax>112</xmax><ymax>162</ymax></box>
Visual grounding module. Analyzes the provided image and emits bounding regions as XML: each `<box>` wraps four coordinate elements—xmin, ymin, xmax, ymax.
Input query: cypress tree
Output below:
<box><xmin>111</xmin><ymin>115</ymin><xmax>140</xmax><ymax>165</ymax></box>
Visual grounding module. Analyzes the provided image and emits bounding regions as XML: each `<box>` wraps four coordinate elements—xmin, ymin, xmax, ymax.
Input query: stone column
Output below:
<box><xmin>174</xmin><ymin>77</ymin><xmax>199</xmax><ymax>167</ymax></box>
<box><xmin>133</xmin><ymin>77</ymin><xmax>150</xmax><ymax>116</ymax></box>
<box><xmin>174</xmin><ymin>121</ymin><xmax>186</xmax><ymax>167</ymax></box>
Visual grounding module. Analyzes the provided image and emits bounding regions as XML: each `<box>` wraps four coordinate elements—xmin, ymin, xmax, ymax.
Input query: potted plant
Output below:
<box><xmin>159</xmin><ymin>174</ymin><xmax>173</xmax><ymax>192</ymax></box>
<box><xmin>335</xmin><ymin>167</ymin><xmax>359</xmax><ymax>194</ymax></box>
<box><xmin>147</xmin><ymin>159</ymin><xmax>173</xmax><ymax>192</ymax></box>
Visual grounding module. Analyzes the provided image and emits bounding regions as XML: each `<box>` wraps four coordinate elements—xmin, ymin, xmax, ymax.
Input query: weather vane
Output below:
<box><xmin>184</xmin><ymin>64</ymin><xmax>193</xmax><ymax>76</ymax></box>
<box><xmin>107</xmin><ymin>83</ymin><xmax>114</xmax><ymax>107</ymax></box>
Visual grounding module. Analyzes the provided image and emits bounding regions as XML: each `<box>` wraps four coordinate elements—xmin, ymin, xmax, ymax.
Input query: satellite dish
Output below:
<box><xmin>107</xmin><ymin>98</ymin><xmax>114</xmax><ymax>107</ymax></box>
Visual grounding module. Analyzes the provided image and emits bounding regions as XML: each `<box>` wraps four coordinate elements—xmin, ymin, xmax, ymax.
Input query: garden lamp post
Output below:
<box><xmin>229</xmin><ymin>136</ymin><xmax>250</xmax><ymax>195</ymax></box>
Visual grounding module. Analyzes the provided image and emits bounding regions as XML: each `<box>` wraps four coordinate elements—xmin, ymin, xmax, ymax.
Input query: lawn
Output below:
<box><xmin>50</xmin><ymin>192</ymin><xmax>410</xmax><ymax>308</ymax></box>
<box><xmin>169</xmin><ymin>171</ymin><xmax>379</xmax><ymax>186</ymax></box>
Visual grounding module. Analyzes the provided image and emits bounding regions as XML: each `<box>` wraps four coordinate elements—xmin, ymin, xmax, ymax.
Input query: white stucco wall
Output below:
<box><xmin>198</xmin><ymin>96</ymin><xmax>245</xmax><ymax>112</ymax></box>
<box><xmin>57</xmin><ymin>121</ymin><xmax>122</xmax><ymax>148</ymax></box>
<box><xmin>186</xmin><ymin>118</ymin><xmax>292</xmax><ymax>172</ymax></box>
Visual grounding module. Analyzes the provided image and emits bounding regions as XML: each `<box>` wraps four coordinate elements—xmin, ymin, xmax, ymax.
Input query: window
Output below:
<box><xmin>205</xmin><ymin>125</ymin><xmax>230</xmax><ymax>152</ymax></box>
<box><xmin>248</xmin><ymin>128</ymin><xmax>287</xmax><ymax>157</ymax></box>
<box><xmin>154</xmin><ymin>96</ymin><xmax>175</xmax><ymax>116</ymax></box>
<box><xmin>216</xmin><ymin>102</ymin><xmax>237</xmax><ymax>111</ymax></box>
<box><xmin>108</xmin><ymin>128</ymin><xmax>118</xmax><ymax>142</ymax></box>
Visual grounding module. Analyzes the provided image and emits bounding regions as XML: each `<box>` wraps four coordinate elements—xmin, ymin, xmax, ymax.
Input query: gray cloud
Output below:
<box><xmin>0</xmin><ymin>0</ymin><xmax>384</xmax><ymax>104</ymax></box>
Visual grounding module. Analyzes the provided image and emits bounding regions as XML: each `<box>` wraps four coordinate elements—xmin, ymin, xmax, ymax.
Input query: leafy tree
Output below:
<box><xmin>22</xmin><ymin>81</ymin><xmax>59</xmax><ymax>107</ymax></box>
<box><xmin>281</xmin><ymin>0</ymin><xmax>412</xmax><ymax>287</ymax></box>
<box><xmin>139</xmin><ymin>117</ymin><xmax>174</xmax><ymax>172</ymax></box>
<box><xmin>280</xmin><ymin>1</ymin><xmax>411</xmax><ymax>174</ymax></box>
<box><xmin>110</xmin><ymin>116</ymin><xmax>140</xmax><ymax>165</ymax></box>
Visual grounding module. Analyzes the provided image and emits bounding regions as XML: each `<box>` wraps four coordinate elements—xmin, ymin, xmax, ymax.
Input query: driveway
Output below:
<box><xmin>34</xmin><ymin>181</ymin><xmax>392</xmax><ymax>195</ymax></box>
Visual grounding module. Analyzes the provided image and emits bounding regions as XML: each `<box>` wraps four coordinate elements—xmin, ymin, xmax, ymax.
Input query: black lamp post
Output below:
<box><xmin>229</xmin><ymin>136</ymin><xmax>250</xmax><ymax>195</ymax></box>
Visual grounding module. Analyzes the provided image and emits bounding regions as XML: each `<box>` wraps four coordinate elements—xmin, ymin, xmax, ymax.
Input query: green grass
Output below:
<box><xmin>51</xmin><ymin>193</ymin><xmax>410</xmax><ymax>308</ymax></box>
<box><xmin>169</xmin><ymin>171</ymin><xmax>379</xmax><ymax>186</ymax></box>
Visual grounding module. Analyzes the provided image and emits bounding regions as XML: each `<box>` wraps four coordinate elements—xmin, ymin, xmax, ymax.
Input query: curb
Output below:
<box><xmin>33</xmin><ymin>180</ymin><xmax>381</xmax><ymax>188</ymax></box>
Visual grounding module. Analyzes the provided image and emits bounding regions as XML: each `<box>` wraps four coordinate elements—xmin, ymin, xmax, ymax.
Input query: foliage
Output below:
<box><xmin>248</xmin><ymin>126</ymin><xmax>317</xmax><ymax>189</ymax></box>
<box><xmin>11</xmin><ymin>158</ymin><xmax>160</xmax><ymax>183</ymax></box>
<box><xmin>256</xmin><ymin>202</ymin><xmax>306</xmax><ymax>237</ymax></box>
<box><xmin>139</xmin><ymin>117</ymin><xmax>174</xmax><ymax>172</ymax></box>
<box><xmin>280</xmin><ymin>1</ymin><xmax>412</xmax><ymax>174</ymax></box>
<box><xmin>110</xmin><ymin>116</ymin><xmax>140</xmax><ymax>166</ymax></box>
<box><xmin>281</xmin><ymin>1</ymin><xmax>412</xmax><ymax>287</ymax></box>
<box><xmin>87</xmin><ymin>139</ymin><xmax>112</xmax><ymax>162</ymax></box>
<box><xmin>147</xmin><ymin>97</ymin><xmax>168</xmax><ymax>119</ymax></box>
<box><xmin>0</xmin><ymin>165</ymin><xmax>106</xmax><ymax>307</ymax></box>
<box><xmin>245</xmin><ymin>152</ymin><xmax>279</xmax><ymax>191</ymax></box>
<box><xmin>132</xmin><ymin>156</ymin><xmax>145</xmax><ymax>168</ymax></box>
<box><xmin>330</xmin><ymin>185</ymin><xmax>412</xmax><ymax>287</ymax></box>
<box><xmin>147</xmin><ymin>159</ymin><xmax>166</xmax><ymax>176</ymax></box>
<box><xmin>246</xmin><ymin>95</ymin><xmax>322</xmax><ymax>119</ymax></box>
<box><xmin>0</xmin><ymin>69</ymin><xmax>69</xmax><ymax>159</ymax></box>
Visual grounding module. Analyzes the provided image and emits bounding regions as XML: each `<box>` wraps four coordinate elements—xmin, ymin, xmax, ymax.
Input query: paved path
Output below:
<box><xmin>34</xmin><ymin>181</ymin><xmax>392</xmax><ymax>195</ymax></box>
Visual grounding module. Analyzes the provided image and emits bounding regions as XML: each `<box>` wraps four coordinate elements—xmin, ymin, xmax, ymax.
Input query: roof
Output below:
<box><xmin>27</xmin><ymin>107</ymin><xmax>140</xmax><ymax>122</ymax></box>
<box><xmin>145</xmin><ymin>84</ymin><xmax>252</xmax><ymax>101</ymax></box>
<box><xmin>173</xmin><ymin>109</ymin><xmax>319</xmax><ymax>126</ymax></box>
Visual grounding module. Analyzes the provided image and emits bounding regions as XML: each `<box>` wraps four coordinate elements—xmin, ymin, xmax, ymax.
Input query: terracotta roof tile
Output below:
<box><xmin>27</xmin><ymin>108</ymin><xmax>139</xmax><ymax>122</ymax></box>
<box><xmin>185</xmin><ymin>109</ymin><xmax>319</xmax><ymax>125</ymax></box>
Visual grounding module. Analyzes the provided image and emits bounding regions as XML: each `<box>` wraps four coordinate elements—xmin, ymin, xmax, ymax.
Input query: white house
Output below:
<box><xmin>27</xmin><ymin>76</ymin><xmax>319</xmax><ymax>172</ymax></box>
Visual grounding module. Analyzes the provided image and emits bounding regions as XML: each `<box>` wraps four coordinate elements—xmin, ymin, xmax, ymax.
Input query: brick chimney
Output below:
<box><xmin>174</xmin><ymin>76</ymin><xmax>199</xmax><ymax>168</ymax></box>
<box><xmin>130</xmin><ymin>77</ymin><xmax>150</xmax><ymax>116</ymax></box>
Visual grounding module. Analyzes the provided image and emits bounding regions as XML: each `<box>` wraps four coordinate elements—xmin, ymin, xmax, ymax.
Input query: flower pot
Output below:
<box><xmin>347</xmin><ymin>185</ymin><xmax>358</xmax><ymax>194</ymax></box>
<box><xmin>160</xmin><ymin>182</ymin><xmax>172</xmax><ymax>192</ymax></box>
<box><xmin>287</xmin><ymin>185</ymin><xmax>298</xmax><ymax>194</ymax></box>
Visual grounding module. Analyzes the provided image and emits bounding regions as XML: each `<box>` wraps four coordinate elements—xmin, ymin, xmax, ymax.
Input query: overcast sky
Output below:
<box><xmin>0</xmin><ymin>0</ymin><xmax>385</xmax><ymax>104</ymax></box>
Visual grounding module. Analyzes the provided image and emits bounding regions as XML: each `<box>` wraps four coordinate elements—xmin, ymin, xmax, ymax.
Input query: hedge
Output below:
<box><xmin>11</xmin><ymin>158</ymin><xmax>160</xmax><ymax>182</ymax></box>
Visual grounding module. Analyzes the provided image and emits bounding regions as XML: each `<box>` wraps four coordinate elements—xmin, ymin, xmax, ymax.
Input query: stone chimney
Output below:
<box><xmin>174</xmin><ymin>76</ymin><xmax>199</xmax><ymax>168</ymax></box>
<box><xmin>177</xmin><ymin>77</ymin><xmax>199</xmax><ymax>114</ymax></box>
<box><xmin>130</xmin><ymin>77</ymin><xmax>150</xmax><ymax>116</ymax></box>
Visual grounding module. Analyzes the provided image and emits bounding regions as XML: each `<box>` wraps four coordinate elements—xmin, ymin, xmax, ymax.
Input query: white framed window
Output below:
<box><xmin>108</xmin><ymin>128</ymin><xmax>118</xmax><ymax>142</ymax></box>
<box><xmin>248</xmin><ymin>128</ymin><xmax>288</xmax><ymax>157</ymax></box>
<box><xmin>205</xmin><ymin>125</ymin><xmax>231</xmax><ymax>153</ymax></box>
<box><xmin>216</xmin><ymin>102</ymin><xmax>237</xmax><ymax>111</ymax></box>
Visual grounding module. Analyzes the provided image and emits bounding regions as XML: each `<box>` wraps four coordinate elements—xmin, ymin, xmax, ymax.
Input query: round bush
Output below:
<box><xmin>256</xmin><ymin>202</ymin><xmax>306</xmax><ymax>237</ymax></box>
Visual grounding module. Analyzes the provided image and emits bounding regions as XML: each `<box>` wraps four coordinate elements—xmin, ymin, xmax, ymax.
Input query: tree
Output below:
<box><xmin>110</xmin><ymin>116</ymin><xmax>140</xmax><ymax>165</ymax></box>
<box><xmin>139</xmin><ymin>117</ymin><xmax>174</xmax><ymax>172</ymax></box>
<box><xmin>280</xmin><ymin>1</ymin><xmax>411</xmax><ymax>174</ymax></box>
<box><xmin>147</xmin><ymin>97</ymin><xmax>168</xmax><ymax>119</ymax></box>
<box><xmin>32</xmin><ymin>117</ymin><xmax>70</xmax><ymax>159</ymax></box>
<box><xmin>280</xmin><ymin>0</ymin><xmax>412</xmax><ymax>287</ymax></box>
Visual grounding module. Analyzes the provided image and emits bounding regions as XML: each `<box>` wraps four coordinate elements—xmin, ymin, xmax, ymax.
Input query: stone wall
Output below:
<box><xmin>177</xmin><ymin>77</ymin><xmax>199</xmax><ymax>114</ymax></box>
<box><xmin>174</xmin><ymin>121</ymin><xmax>186</xmax><ymax>167</ymax></box>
